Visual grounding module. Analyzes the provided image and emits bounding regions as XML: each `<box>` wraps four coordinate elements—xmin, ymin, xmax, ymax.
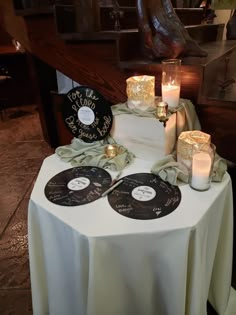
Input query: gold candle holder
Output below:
<box><xmin>156</xmin><ymin>101</ymin><xmax>169</xmax><ymax>127</ymax></box>
<box><xmin>177</xmin><ymin>130</ymin><xmax>211</xmax><ymax>170</ymax></box>
<box><xmin>126</xmin><ymin>75</ymin><xmax>155</xmax><ymax>110</ymax></box>
<box><xmin>105</xmin><ymin>144</ymin><xmax>118</xmax><ymax>158</ymax></box>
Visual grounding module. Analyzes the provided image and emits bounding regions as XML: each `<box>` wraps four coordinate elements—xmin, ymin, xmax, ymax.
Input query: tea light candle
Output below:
<box><xmin>191</xmin><ymin>152</ymin><xmax>212</xmax><ymax>191</ymax></box>
<box><xmin>105</xmin><ymin>144</ymin><xmax>118</xmax><ymax>158</ymax></box>
<box><xmin>162</xmin><ymin>84</ymin><xmax>180</xmax><ymax>110</ymax></box>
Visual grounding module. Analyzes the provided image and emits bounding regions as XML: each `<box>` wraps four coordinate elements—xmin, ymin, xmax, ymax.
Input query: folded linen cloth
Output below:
<box><xmin>111</xmin><ymin>102</ymin><xmax>156</xmax><ymax>117</ymax></box>
<box><xmin>173</xmin><ymin>99</ymin><xmax>201</xmax><ymax>137</ymax></box>
<box><xmin>55</xmin><ymin>136</ymin><xmax>135</xmax><ymax>171</ymax></box>
<box><xmin>151</xmin><ymin>152</ymin><xmax>227</xmax><ymax>186</ymax></box>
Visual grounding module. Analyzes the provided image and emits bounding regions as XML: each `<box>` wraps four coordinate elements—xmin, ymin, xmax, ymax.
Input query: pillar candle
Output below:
<box><xmin>191</xmin><ymin>152</ymin><xmax>212</xmax><ymax>191</ymax></box>
<box><xmin>161</xmin><ymin>84</ymin><xmax>180</xmax><ymax>109</ymax></box>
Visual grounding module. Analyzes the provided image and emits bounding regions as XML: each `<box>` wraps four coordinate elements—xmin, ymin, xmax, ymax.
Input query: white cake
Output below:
<box><xmin>110</xmin><ymin>111</ymin><xmax>177</xmax><ymax>163</ymax></box>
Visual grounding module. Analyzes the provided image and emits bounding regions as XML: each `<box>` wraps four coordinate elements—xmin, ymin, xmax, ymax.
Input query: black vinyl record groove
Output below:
<box><xmin>45</xmin><ymin>166</ymin><xmax>112</xmax><ymax>206</ymax></box>
<box><xmin>108</xmin><ymin>173</ymin><xmax>181</xmax><ymax>220</ymax></box>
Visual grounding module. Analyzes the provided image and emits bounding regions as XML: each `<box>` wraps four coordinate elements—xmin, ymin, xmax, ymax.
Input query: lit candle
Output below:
<box><xmin>161</xmin><ymin>84</ymin><xmax>180</xmax><ymax>110</ymax></box>
<box><xmin>161</xmin><ymin>59</ymin><xmax>181</xmax><ymax>110</ymax></box>
<box><xmin>105</xmin><ymin>144</ymin><xmax>118</xmax><ymax>158</ymax></box>
<box><xmin>191</xmin><ymin>152</ymin><xmax>212</xmax><ymax>191</ymax></box>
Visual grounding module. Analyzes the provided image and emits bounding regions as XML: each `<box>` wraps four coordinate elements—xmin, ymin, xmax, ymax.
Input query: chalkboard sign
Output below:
<box><xmin>62</xmin><ymin>86</ymin><xmax>113</xmax><ymax>142</ymax></box>
<box><xmin>45</xmin><ymin>166</ymin><xmax>112</xmax><ymax>206</ymax></box>
<box><xmin>108</xmin><ymin>173</ymin><xmax>181</xmax><ymax>220</ymax></box>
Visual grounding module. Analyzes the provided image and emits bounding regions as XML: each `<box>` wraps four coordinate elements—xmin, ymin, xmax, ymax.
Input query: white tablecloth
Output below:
<box><xmin>28</xmin><ymin>154</ymin><xmax>236</xmax><ymax>315</ymax></box>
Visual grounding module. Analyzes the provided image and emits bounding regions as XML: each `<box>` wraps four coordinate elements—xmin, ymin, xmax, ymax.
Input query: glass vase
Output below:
<box><xmin>190</xmin><ymin>143</ymin><xmax>216</xmax><ymax>191</ymax></box>
<box><xmin>161</xmin><ymin>59</ymin><xmax>181</xmax><ymax>110</ymax></box>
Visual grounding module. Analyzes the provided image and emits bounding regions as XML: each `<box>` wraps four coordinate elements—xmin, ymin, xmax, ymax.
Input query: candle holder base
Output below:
<box><xmin>189</xmin><ymin>183</ymin><xmax>211</xmax><ymax>192</ymax></box>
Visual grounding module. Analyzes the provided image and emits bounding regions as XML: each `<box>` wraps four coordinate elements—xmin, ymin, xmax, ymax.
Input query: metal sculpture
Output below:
<box><xmin>137</xmin><ymin>0</ymin><xmax>208</xmax><ymax>59</ymax></box>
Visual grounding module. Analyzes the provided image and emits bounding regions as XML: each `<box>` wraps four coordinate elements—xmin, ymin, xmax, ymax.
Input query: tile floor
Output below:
<box><xmin>0</xmin><ymin>105</ymin><xmax>53</xmax><ymax>315</ymax></box>
<box><xmin>0</xmin><ymin>104</ymin><xmax>233</xmax><ymax>315</ymax></box>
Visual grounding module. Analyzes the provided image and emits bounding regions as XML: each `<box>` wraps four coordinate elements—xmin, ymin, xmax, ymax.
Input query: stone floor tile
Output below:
<box><xmin>0</xmin><ymin>289</ymin><xmax>32</xmax><ymax>315</ymax></box>
<box><xmin>0</xmin><ymin>198</ymin><xmax>30</xmax><ymax>289</ymax></box>
<box><xmin>0</xmin><ymin>174</ymin><xmax>34</xmax><ymax>235</ymax></box>
<box><xmin>0</xmin><ymin>157</ymin><xmax>44</xmax><ymax>176</ymax></box>
<box><xmin>0</xmin><ymin>141</ymin><xmax>53</xmax><ymax>160</ymax></box>
<box><xmin>0</xmin><ymin>106</ymin><xmax>43</xmax><ymax>144</ymax></box>
<box><xmin>0</xmin><ymin>158</ymin><xmax>40</xmax><ymax>175</ymax></box>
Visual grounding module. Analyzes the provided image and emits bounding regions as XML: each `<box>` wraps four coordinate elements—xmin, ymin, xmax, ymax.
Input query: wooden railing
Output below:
<box><xmin>1</xmin><ymin>1</ymin><xmax>236</xmax><ymax>164</ymax></box>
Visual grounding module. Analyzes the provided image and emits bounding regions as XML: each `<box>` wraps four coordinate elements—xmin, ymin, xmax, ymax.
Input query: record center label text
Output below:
<box><xmin>67</xmin><ymin>177</ymin><xmax>90</xmax><ymax>191</ymax></box>
<box><xmin>131</xmin><ymin>186</ymin><xmax>156</xmax><ymax>202</ymax></box>
<box><xmin>78</xmin><ymin>106</ymin><xmax>95</xmax><ymax>125</ymax></box>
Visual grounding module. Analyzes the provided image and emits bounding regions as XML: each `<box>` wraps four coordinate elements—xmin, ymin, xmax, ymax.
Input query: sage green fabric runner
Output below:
<box><xmin>112</xmin><ymin>99</ymin><xmax>226</xmax><ymax>186</ymax></box>
<box><xmin>111</xmin><ymin>102</ymin><xmax>156</xmax><ymax>118</ymax></box>
<box><xmin>55</xmin><ymin>136</ymin><xmax>135</xmax><ymax>171</ymax></box>
<box><xmin>151</xmin><ymin>152</ymin><xmax>227</xmax><ymax>186</ymax></box>
<box><xmin>55</xmin><ymin>99</ymin><xmax>224</xmax><ymax>185</ymax></box>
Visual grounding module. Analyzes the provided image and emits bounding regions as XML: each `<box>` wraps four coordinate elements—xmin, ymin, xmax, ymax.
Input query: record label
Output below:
<box><xmin>45</xmin><ymin>166</ymin><xmax>111</xmax><ymax>206</ymax></box>
<box><xmin>78</xmin><ymin>107</ymin><xmax>95</xmax><ymax>125</ymax></box>
<box><xmin>67</xmin><ymin>177</ymin><xmax>90</xmax><ymax>191</ymax></box>
<box><xmin>62</xmin><ymin>86</ymin><xmax>113</xmax><ymax>142</ymax></box>
<box><xmin>131</xmin><ymin>186</ymin><xmax>156</xmax><ymax>201</ymax></box>
<box><xmin>108</xmin><ymin>173</ymin><xmax>181</xmax><ymax>220</ymax></box>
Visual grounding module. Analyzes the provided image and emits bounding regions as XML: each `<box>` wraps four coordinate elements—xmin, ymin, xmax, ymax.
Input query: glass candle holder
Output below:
<box><xmin>190</xmin><ymin>143</ymin><xmax>216</xmax><ymax>191</ymax></box>
<box><xmin>177</xmin><ymin>130</ymin><xmax>211</xmax><ymax>171</ymax></box>
<box><xmin>161</xmin><ymin>59</ymin><xmax>181</xmax><ymax>110</ymax></box>
<box><xmin>126</xmin><ymin>75</ymin><xmax>155</xmax><ymax>110</ymax></box>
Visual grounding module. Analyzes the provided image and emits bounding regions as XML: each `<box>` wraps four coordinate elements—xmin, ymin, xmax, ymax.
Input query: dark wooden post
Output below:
<box><xmin>74</xmin><ymin>0</ymin><xmax>101</xmax><ymax>32</ymax></box>
<box><xmin>26</xmin><ymin>54</ymin><xmax>59</xmax><ymax>147</ymax></box>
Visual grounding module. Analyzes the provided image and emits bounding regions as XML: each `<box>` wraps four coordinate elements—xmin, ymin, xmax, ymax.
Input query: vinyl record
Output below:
<box><xmin>62</xmin><ymin>86</ymin><xmax>113</xmax><ymax>142</ymax></box>
<box><xmin>108</xmin><ymin>173</ymin><xmax>181</xmax><ymax>220</ymax></box>
<box><xmin>45</xmin><ymin>166</ymin><xmax>112</xmax><ymax>206</ymax></box>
